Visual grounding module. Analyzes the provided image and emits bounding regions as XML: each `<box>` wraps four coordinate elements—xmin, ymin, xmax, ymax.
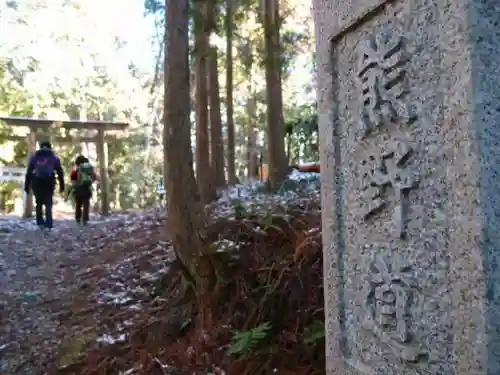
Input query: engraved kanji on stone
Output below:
<box><xmin>356</xmin><ymin>32</ymin><xmax>417</xmax><ymax>137</ymax></box>
<box><xmin>364</xmin><ymin>250</ymin><xmax>427</xmax><ymax>363</ymax></box>
<box><xmin>361</xmin><ymin>140</ymin><xmax>418</xmax><ymax>239</ymax></box>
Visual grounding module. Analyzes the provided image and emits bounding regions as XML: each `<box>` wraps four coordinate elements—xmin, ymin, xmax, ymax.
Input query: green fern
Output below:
<box><xmin>227</xmin><ymin>322</ymin><xmax>271</xmax><ymax>357</ymax></box>
<box><xmin>303</xmin><ymin>320</ymin><xmax>325</xmax><ymax>344</ymax></box>
<box><xmin>231</xmin><ymin>199</ymin><xmax>246</xmax><ymax>219</ymax></box>
<box><xmin>258</xmin><ymin>212</ymin><xmax>290</xmax><ymax>231</ymax></box>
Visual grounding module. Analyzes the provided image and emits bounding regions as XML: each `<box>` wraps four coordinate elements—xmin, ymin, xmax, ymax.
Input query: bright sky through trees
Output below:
<box><xmin>0</xmin><ymin>0</ymin><xmax>157</xmax><ymax>87</ymax></box>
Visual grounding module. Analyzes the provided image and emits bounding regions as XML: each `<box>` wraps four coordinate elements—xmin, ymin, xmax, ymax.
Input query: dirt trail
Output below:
<box><xmin>0</xmin><ymin>213</ymin><xmax>170</xmax><ymax>374</ymax></box>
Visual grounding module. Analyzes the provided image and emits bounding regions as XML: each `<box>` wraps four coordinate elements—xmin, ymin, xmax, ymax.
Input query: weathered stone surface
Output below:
<box><xmin>314</xmin><ymin>0</ymin><xmax>500</xmax><ymax>374</ymax></box>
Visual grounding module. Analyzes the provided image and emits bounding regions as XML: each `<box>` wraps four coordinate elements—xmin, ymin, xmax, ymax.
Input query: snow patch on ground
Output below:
<box><xmin>287</xmin><ymin>168</ymin><xmax>319</xmax><ymax>181</ymax></box>
<box><xmin>217</xmin><ymin>179</ymin><xmax>266</xmax><ymax>202</ymax></box>
<box><xmin>213</xmin><ymin>171</ymin><xmax>320</xmax><ymax>220</ymax></box>
<box><xmin>96</xmin><ymin>333</ymin><xmax>128</xmax><ymax>345</ymax></box>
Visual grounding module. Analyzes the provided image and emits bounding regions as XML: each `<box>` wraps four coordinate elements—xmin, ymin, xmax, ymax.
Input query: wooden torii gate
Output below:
<box><xmin>0</xmin><ymin>116</ymin><xmax>128</xmax><ymax>217</ymax></box>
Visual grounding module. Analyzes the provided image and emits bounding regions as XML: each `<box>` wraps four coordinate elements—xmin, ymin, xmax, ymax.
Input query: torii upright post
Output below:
<box><xmin>23</xmin><ymin>128</ymin><xmax>37</xmax><ymax>218</ymax></box>
<box><xmin>96</xmin><ymin>128</ymin><xmax>110</xmax><ymax>216</ymax></box>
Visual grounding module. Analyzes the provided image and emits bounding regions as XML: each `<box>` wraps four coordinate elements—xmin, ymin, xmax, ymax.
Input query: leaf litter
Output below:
<box><xmin>0</xmin><ymin>171</ymin><xmax>325</xmax><ymax>375</ymax></box>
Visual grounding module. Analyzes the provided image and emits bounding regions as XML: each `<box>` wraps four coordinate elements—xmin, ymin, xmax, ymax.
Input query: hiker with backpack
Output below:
<box><xmin>24</xmin><ymin>141</ymin><xmax>65</xmax><ymax>230</ymax></box>
<box><xmin>69</xmin><ymin>155</ymin><xmax>97</xmax><ymax>225</ymax></box>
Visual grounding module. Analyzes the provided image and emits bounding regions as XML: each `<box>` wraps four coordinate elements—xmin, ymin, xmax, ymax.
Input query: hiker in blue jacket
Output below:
<box><xmin>24</xmin><ymin>141</ymin><xmax>65</xmax><ymax>230</ymax></box>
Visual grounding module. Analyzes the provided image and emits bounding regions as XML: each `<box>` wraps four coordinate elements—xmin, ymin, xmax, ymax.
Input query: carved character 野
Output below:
<box><xmin>361</xmin><ymin>140</ymin><xmax>418</xmax><ymax>239</ymax></box>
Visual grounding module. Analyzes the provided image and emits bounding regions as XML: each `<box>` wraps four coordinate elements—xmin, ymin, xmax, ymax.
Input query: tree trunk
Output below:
<box><xmin>286</xmin><ymin>134</ymin><xmax>291</xmax><ymax>163</ymax></box>
<box><xmin>246</xmin><ymin>94</ymin><xmax>259</xmax><ymax>179</ymax></box>
<box><xmin>194</xmin><ymin>0</ymin><xmax>216</xmax><ymax>204</ymax></box>
<box><xmin>208</xmin><ymin>47</ymin><xmax>226</xmax><ymax>188</ymax></box>
<box><xmin>206</xmin><ymin>0</ymin><xmax>225</xmax><ymax>189</ymax></box>
<box><xmin>225</xmin><ymin>0</ymin><xmax>237</xmax><ymax>185</ymax></box>
<box><xmin>262</xmin><ymin>0</ymin><xmax>287</xmax><ymax>189</ymax></box>
<box><xmin>246</xmin><ymin>128</ymin><xmax>258</xmax><ymax>179</ymax></box>
<box><xmin>164</xmin><ymin>0</ymin><xmax>205</xmax><ymax>289</ymax></box>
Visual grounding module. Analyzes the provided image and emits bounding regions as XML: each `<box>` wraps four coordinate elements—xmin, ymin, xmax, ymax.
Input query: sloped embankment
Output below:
<box><xmin>51</xmin><ymin>173</ymin><xmax>325</xmax><ymax>375</ymax></box>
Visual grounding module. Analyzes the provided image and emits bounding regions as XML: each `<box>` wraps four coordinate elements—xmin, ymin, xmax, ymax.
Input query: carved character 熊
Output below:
<box><xmin>356</xmin><ymin>32</ymin><xmax>417</xmax><ymax>137</ymax></box>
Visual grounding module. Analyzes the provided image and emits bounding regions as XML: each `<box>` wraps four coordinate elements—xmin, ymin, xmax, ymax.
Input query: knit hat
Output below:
<box><xmin>39</xmin><ymin>141</ymin><xmax>52</xmax><ymax>149</ymax></box>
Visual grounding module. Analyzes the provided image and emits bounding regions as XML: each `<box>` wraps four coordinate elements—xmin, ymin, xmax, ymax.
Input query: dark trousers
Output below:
<box><xmin>33</xmin><ymin>189</ymin><xmax>54</xmax><ymax>229</ymax></box>
<box><xmin>74</xmin><ymin>188</ymin><xmax>91</xmax><ymax>224</ymax></box>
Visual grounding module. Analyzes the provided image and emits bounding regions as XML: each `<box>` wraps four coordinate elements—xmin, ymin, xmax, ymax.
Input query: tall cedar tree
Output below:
<box><xmin>207</xmin><ymin>0</ymin><xmax>225</xmax><ymax>188</ymax></box>
<box><xmin>194</xmin><ymin>0</ymin><xmax>217</xmax><ymax>203</ymax></box>
<box><xmin>164</xmin><ymin>0</ymin><xmax>205</xmax><ymax>289</ymax></box>
<box><xmin>262</xmin><ymin>0</ymin><xmax>287</xmax><ymax>188</ymax></box>
<box><xmin>225</xmin><ymin>0</ymin><xmax>237</xmax><ymax>184</ymax></box>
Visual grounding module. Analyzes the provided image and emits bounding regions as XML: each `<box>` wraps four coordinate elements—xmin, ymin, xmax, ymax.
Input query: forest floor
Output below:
<box><xmin>0</xmin><ymin>171</ymin><xmax>325</xmax><ymax>375</ymax></box>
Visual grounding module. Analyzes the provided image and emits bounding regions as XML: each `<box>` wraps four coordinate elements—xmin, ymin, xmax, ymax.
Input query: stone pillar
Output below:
<box><xmin>23</xmin><ymin>128</ymin><xmax>37</xmax><ymax>218</ymax></box>
<box><xmin>314</xmin><ymin>1</ymin><xmax>500</xmax><ymax>375</ymax></box>
<box><xmin>96</xmin><ymin>128</ymin><xmax>109</xmax><ymax>216</ymax></box>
